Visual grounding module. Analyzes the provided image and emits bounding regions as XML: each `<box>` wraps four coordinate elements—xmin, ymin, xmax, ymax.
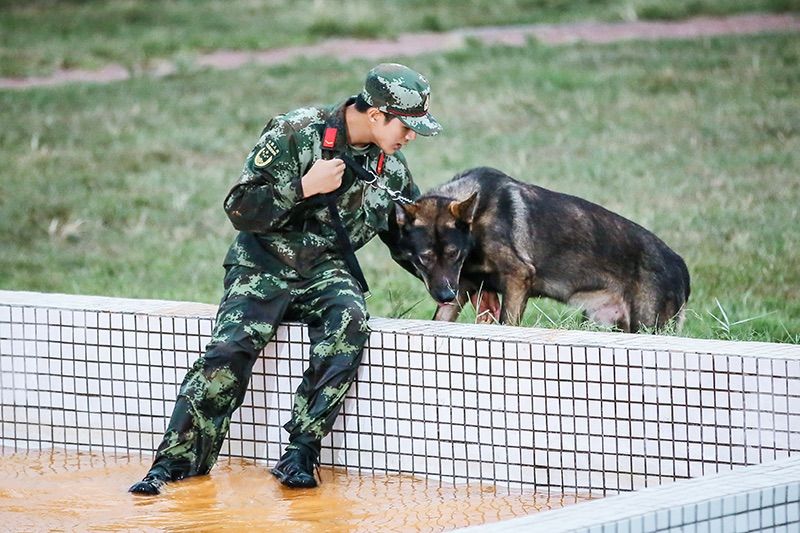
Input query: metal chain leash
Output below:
<box><xmin>359</xmin><ymin>165</ymin><xmax>414</xmax><ymax>205</ymax></box>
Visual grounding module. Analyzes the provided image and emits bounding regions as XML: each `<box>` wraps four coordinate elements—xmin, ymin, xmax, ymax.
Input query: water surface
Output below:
<box><xmin>1</xmin><ymin>448</ymin><xmax>589</xmax><ymax>531</ymax></box>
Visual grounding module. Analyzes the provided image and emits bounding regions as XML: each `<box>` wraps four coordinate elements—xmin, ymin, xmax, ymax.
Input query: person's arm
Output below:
<box><xmin>223</xmin><ymin>118</ymin><xmax>344</xmax><ymax>233</ymax></box>
<box><xmin>223</xmin><ymin>118</ymin><xmax>304</xmax><ymax>233</ymax></box>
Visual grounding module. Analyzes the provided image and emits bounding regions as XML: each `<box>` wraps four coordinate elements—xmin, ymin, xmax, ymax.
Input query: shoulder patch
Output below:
<box><xmin>254</xmin><ymin>140</ymin><xmax>280</xmax><ymax>168</ymax></box>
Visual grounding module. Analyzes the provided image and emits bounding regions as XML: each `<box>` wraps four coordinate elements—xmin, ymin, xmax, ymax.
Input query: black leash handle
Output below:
<box><xmin>339</xmin><ymin>154</ymin><xmax>375</xmax><ymax>183</ymax></box>
<box><xmin>319</xmin><ymin>146</ymin><xmax>371</xmax><ymax>297</ymax></box>
<box><xmin>325</xmin><ymin>197</ymin><xmax>370</xmax><ymax>296</ymax></box>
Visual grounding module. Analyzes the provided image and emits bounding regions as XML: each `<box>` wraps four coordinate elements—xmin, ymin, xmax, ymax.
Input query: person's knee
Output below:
<box><xmin>316</xmin><ymin>302</ymin><xmax>369</xmax><ymax>363</ymax></box>
<box><xmin>339</xmin><ymin>303</ymin><xmax>370</xmax><ymax>344</ymax></box>
<box><xmin>203</xmin><ymin>340</ymin><xmax>258</xmax><ymax>371</ymax></box>
<box><xmin>210</xmin><ymin>315</ymin><xmax>276</xmax><ymax>353</ymax></box>
<box><xmin>185</xmin><ymin>344</ymin><xmax>255</xmax><ymax>408</ymax></box>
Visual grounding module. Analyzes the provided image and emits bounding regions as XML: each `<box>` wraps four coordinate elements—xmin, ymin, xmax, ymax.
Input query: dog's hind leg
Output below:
<box><xmin>647</xmin><ymin>293</ymin><xmax>686</xmax><ymax>333</ymax></box>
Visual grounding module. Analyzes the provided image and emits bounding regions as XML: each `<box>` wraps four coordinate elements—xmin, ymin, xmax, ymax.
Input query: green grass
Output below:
<box><xmin>1</xmin><ymin>29</ymin><xmax>799</xmax><ymax>343</ymax></box>
<box><xmin>1</xmin><ymin>0</ymin><xmax>798</xmax><ymax>77</ymax></box>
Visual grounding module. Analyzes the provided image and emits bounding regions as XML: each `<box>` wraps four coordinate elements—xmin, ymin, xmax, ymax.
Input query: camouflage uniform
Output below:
<box><xmin>142</xmin><ymin>64</ymin><xmax>440</xmax><ymax>483</ymax></box>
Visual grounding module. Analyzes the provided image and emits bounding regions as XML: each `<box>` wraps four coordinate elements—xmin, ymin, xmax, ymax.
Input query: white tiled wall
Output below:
<box><xmin>2</xmin><ymin>290</ymin><xmax>799</xmax><ymax>499</ymax></box>
<box><xmin>456</xmin><ymin>455</ymin><xmax>800</xmax><ymax>532</ymax></box>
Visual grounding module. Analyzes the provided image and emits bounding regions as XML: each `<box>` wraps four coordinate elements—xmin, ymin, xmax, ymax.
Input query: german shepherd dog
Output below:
<box><xmin>383</xmin><ymin>167</ymin><xmax>690</xmax><ymax>332</ymax></box>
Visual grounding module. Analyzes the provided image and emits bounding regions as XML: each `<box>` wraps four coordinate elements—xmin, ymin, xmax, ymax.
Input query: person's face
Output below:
<box><xmin>369</xmin><ymin>110</ymin><xmax>417</xmax><ymax>155</ymax></box>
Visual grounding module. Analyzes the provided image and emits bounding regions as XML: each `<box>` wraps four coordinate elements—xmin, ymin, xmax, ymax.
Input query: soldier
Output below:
<box><xmin>129</xmin><ymin>63</ymin><xmax>440</xmax><ymax>494</ymax></box>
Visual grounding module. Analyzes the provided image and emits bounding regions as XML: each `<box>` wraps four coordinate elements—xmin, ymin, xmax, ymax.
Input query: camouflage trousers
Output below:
<box><xmin>148</xmin><ymin>263</ymin><xmax>369</xmax><ymax>480</ymax></box>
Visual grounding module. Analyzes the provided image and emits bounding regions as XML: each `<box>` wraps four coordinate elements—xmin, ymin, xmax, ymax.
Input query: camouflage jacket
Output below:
<box><xmin>222</xmin><ymin>97</ymin><xmax>419</xmax><ymax>278</ymax></box>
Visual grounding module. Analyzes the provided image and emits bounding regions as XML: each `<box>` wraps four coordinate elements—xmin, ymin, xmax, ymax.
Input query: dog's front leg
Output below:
<box><xmin>471</xmin><ymin>290</ymin><xmax>501</xmax><ymax>324</ymax></box>
<box><xmin>499</xmin><ymin>281</ymin><xmax>529</xmax><ymax>326</ymax></box>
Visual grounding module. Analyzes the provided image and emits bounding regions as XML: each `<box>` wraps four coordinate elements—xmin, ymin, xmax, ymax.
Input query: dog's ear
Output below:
<box><xmin>449</xmin><ymin>192</ymin><xmax>479</xmax><ymax>225</ymax></box>
<box><xmin>396</xmin><ymin>202</ymin><xmax>419</xmax><ymax>226</ymax></box>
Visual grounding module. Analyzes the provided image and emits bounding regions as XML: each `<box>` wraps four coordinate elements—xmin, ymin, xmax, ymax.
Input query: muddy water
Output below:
<box><xmin>1</xmin><ymin>448</ymin><xmax>590</xmax><ymax>532</ymax></box>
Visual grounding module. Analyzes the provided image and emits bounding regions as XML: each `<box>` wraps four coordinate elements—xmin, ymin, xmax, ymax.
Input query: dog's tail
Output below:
<box><xmin>680</xmin><ymin>259</ymin><xmax>691</xmax><ymax>303</ymax></box>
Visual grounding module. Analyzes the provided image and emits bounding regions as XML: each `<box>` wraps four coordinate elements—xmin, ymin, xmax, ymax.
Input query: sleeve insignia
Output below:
<box><xmin>254</xmin><ymin>140</ymin><xmax>280</xmax><ymax>168</ymax></box>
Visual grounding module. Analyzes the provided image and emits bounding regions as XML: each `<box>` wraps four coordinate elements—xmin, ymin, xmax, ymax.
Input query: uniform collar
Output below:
<box><xmin>324</xmin><ymin>97</ymin><xmax>383</xmax><ymax>159</ymax></box>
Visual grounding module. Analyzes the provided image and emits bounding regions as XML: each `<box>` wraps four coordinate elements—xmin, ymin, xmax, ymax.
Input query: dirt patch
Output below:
<box><xmin>1</xmin><ymin>13</ymin><xmax>798</xmax><ymax>90</ymax></box>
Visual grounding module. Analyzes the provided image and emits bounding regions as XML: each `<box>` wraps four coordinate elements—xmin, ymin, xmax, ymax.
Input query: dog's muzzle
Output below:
<box><xmin>431</xmin><ymin>286</ymin><xmax>457</xmax><ymax>303</ymax></box>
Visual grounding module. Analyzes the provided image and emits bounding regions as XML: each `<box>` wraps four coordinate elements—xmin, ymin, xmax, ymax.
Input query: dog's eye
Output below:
<box><xmin>444</xmin><ymin>246</ymin><xmax>460</xmax><ymax>258</ymax></box>
<box><xmin>419</xmin><ymin>250</ymin><xmax>435</xmax><ymax>264</ymax></box>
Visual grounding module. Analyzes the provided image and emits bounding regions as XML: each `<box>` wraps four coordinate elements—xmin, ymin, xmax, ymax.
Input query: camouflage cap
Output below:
<box><xmin>361</xmin><ymin>63</ymin><xmax>442</xmax><ymax>137</ymax></box>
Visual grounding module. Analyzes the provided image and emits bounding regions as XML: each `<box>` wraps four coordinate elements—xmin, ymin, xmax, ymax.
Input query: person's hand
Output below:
<box><xmin>301</xmin><ymin>158</ymin><xmax>345</xmax><ymax>198</ymax></box>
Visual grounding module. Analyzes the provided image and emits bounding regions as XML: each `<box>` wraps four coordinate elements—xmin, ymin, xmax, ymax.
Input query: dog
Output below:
<box><xmin>382</xmin><ymin>167</ymin><xmax>690</xmax><ymax>333</ymax></box>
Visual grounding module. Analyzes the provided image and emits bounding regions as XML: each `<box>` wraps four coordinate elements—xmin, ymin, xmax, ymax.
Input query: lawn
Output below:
<box><xmin>1</xmin><ymin>0</ymin><xmax>798</xmax><ymax>76</ymax></box>
<box><xmin>1</xmin><ymin>6</ymin><xmax>798</xmax><ymax>342</ymax></box>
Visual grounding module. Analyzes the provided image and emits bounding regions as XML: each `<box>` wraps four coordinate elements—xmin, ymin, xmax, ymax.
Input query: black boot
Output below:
<box><xmin>271</xmin><ymin>445</ymin><xmax>320</xmax><ymax>488</ymax></box>
<box><xmin>129</xmin><ymin>464</ymin><xmax>171</xmax><ymax>495</ymax></box>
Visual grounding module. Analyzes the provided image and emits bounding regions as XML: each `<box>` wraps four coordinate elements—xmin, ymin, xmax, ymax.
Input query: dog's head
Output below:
<box><xmin>393</xmin><ymin>192</ymin><xmax>479</xmax><ymax>303</ymax></box>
